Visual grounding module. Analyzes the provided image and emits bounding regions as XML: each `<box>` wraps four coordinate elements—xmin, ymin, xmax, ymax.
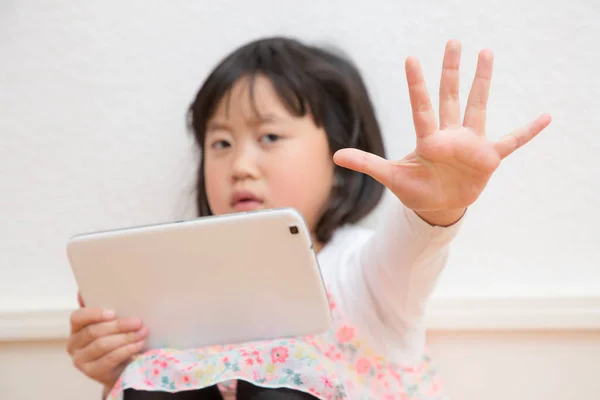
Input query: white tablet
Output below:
<box><xmin>66</xmin><ymin>208</ymin><xmax>332</xmax><ymax>349</ymax></box>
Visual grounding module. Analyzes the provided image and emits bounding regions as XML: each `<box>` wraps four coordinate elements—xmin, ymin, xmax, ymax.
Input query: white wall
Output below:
<box><xmin>1</xmin><ymin>0</ymin><xmax>600</xmax><ymax>399</ymax></box>
<box><xmin>2</xmin><ymin>0</ymin><xmax>600</xmax><ymax>308</ymax></box>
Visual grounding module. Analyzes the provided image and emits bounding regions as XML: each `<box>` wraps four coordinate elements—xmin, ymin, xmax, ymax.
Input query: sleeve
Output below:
<box><xmin>331</xmin><ymin>197</ymin><xmax>464</xmax><ymax>364</ymax></box>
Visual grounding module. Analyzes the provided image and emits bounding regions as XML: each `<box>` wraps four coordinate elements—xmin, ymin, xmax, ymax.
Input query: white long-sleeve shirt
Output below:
<box><xmin>317</xmin><ymin>197</ymin><xmax>464</xmax><ymax>364</ymax></box>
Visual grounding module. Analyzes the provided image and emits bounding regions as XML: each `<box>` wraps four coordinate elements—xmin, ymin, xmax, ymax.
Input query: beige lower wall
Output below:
<box><xmin>2</xmin><ymin>330</ymin><xmax>599</xmax><ymax>399</ymax></box>
<box><xmin>0</xmin><ymin>338</ymin><xmax>102</xmax><ymax>400</ymax></box>
<box><xmin>427</xmin><ymin>330</ymin><xmax>600</xmax><ymax>399</ymax></box>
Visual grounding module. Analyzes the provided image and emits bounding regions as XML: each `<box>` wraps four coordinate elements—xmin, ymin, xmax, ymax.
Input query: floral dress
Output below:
<box><xmin>107</xmin><ymin>291</ymin><xmax>445</xmax><ymax>400</ymax></box>
<box><xmin>107</xmin><ymin>205</ymin><xmax>461</xmax><ymax>400</ymax></box>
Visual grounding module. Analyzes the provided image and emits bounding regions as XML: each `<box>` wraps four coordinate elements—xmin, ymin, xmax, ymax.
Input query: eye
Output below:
<box><xmin>210</xmin><ymin>139</ymin><xmax>231</xmax><ymax>150</ymax></box>
<box><xmin>260</xmin><ymin>133</ymin><xmax>281</xmax><ymax>144</ymax></box>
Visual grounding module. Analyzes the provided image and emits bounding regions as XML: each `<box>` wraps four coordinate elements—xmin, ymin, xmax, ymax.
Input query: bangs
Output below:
<box><xmin>223</xmin><ymin>72</ymin><xmax>308</xmax><ymax>124</ymax></box>
<box><xmin>188</xmin><ymin>38</ymin><xmax>333</xmax><ymax>145</ymax></box>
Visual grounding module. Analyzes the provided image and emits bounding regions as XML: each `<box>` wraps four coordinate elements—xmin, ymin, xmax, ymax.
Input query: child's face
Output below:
<box><xmin>203</xmin><ymin>75</ymin><xmax>335</xmax><ymax>240</ymax></box>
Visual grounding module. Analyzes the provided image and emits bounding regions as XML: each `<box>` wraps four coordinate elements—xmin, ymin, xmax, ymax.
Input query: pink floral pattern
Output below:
<box><xmin>107</xmin><ymin>290</ymin><xmax>446</xmax><ymax>400</ymax></box>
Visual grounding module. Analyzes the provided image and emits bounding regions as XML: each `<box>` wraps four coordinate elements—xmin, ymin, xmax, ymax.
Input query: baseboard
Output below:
<box><xmin>424</xmin><ymin>296</ymin><xmax>600</xmax><ymax>331</ymax></box>
<box><xmin>1</xmin><ymin>296</ymin><xmax>600</xmax><ymax>342</ymax></box>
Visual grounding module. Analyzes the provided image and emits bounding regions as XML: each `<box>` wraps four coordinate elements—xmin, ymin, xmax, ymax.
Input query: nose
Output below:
<box><xmin>231</xmin><ymin>140</ymin><xmax>259</xmax><ymax>182</ymax></box>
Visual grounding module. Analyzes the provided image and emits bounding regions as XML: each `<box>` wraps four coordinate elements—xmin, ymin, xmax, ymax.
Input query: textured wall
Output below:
<box><xmin>2</xmin><ymin>1</ymin><xmax>599</xmax><ymax>308</ymax></box>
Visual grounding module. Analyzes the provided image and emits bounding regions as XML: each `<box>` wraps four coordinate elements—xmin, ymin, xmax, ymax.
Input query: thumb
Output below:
<box><xmin>333</xmin><ymin>148</ymin><xmax>393</xmax><ymax>187</ymax></box>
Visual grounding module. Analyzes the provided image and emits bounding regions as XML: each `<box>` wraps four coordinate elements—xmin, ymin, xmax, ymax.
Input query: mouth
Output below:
<box><xmin>231</xmin><ymin>190</ymin><xmax>264</xmax><ymax>212</ymax></box>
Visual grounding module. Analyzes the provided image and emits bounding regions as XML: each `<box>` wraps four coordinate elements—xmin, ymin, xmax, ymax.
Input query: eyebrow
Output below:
<box><xmin>205</xmin><ymin>121</ymin><xmax>231</xmax><ymax>132</ymax></box>
<box><xmin>248</xmin><ymin>113</ymin><xmax>284</xmax><ymax>125</ymax></box>
<box><xmin>206</xmin><ymin>113</ymin><xmax>285</xmax><ymax>133</ymax></box>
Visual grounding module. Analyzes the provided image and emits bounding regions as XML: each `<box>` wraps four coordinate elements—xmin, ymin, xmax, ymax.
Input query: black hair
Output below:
<box><xmin>187</xmin><ymin>36</ymin><xmax>386</xmax><ymax>243</ymax></box>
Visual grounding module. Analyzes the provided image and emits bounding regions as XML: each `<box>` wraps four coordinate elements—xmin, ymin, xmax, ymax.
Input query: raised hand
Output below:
<box><xmin>334</xmin><ymin>40</ymin><xmax>551</xmax><ymax>215</ymax></box>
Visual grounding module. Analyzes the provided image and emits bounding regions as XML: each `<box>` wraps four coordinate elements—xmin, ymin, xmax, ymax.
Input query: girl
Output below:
<box><xmin>67</xmin><ymin>36</ymin><xmax>551</xmax><ymax>399</ymax></box>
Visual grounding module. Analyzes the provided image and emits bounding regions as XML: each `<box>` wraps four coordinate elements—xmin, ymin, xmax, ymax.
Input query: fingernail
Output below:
<box><xmin>135</xmin><ymin>326</ymin><xmax>149</xmax><ymax>339</ymax></box>
<box><xmin>128</xmin><ymin>327</ymin><xmax>147</xmax><ymax>342</ymax></box>
<box><xmin>103</xmin><ymin>310</ymin><xmax>115</xmax><ymax>320</ymax></box>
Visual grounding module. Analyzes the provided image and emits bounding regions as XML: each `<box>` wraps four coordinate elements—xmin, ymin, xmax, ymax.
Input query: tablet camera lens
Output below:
<box><xmin>289</xmin><ymin>226</ymin><xmax>299</xmax><ymax>235</ymax></box>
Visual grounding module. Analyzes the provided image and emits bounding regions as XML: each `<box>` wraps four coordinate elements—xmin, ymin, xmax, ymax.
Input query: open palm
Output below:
<box><xmin>334</xmin><ymin>40</ymin><xmax>552</xmax><ymax>212</ymax></box>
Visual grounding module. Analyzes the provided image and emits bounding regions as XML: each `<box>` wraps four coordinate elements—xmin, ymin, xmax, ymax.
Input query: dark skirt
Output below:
<box><xmin>123</xmin><ymin>380</ymin><xmax>318</xmax><ymax>400</ymax></box>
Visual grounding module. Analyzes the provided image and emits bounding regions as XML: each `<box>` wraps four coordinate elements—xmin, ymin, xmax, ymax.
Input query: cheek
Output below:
<box><xmin>267</xmin><ymin>152</ymin><xmax>334</xmax><ymax>228</ymax></box>
<box><xmin>204</xmin><ymin>161</ymin><xmax>229</xmax><ymax>215</ymax></box>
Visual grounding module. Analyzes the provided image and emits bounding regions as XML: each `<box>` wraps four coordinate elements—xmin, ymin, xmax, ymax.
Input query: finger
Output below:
<box><xmin>333</xmin><ymin>148</ymin><xmax>394</xmax><ymax>188</ymax></box>
<box><xmin>68</xmin><ymin>315</ymin><xmax>143</xmax><ymax>355</ymax></box>
<box><xmin>463</xmin><ymin>49</ymin><xmax>494</xmax><ymax>135</ymax></box>
<box><xmin>77</xmin><ymin>292</ymin><xmax>85</xmax><ymax>308</ymax></box>
<box><xmin>70</xmin><ymin>308</ymin><xmax>115</xmax><ymax>334</ymax></box>
<box><xmin>495</xmin><ymin>114</ymin><xmax>552</xmax><ymax>159</ymax></box>
<box><xmin>73</xmin><ymin>325</ymin><xmax>148</xmax><ymax>366</ymax></box>
<box><xmin>439</xmin><ymin>40</ymin><xmax>462</xmax><ymax>129</ymax></box>
<box><xmin>406</xmin><ymin>56</ymin><xmax>438</xmax><ymax>138</ymax></box>
<box><xmin>78</xmin><ymin>339</ymin><xmax>146</xmax><ymax>380</ymax></box>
